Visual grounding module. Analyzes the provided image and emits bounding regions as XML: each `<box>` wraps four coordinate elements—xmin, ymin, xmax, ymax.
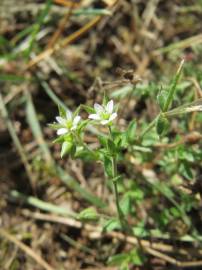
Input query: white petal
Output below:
<box><xmin>109</xmin><ymin>112</ymin><xmax>117</xmax><ymax>121</ymax></box>
<box><xmin>73</xmin><ymin>115</ymin><xmax>81</xmax><ymax>126</ymax></box>
<box><xmin>88</xmin><ymin>114</ymin><xmax>101</xmax><ymax>120</ymax></box>
<box><xmin>71</xmin><ymin>125</ymin><xmax>77</xmax><ymax>130</ymax></box>
<box><xmin>106</xmin><ymin>100</ymin><xmax>114</xmax><ymax>114</ymax></box>
<box><xmin>94</xmin><ymin>103</ymin><xmax>104</xmax><ymax>113</ymax></box>
<box><xmin>57</xmin><ymin>128</ymin><xmax>68</xmax><ymax>135</ymax></box>
<box><xmin>56</xmin><ymin>116</ymin><xmax>66</xmax><ymax>125</ymax></box>
<box><xmin>101</xmin><ymin>119</ymin><xmax>110</xmax><ymax>125</ymax></box>
<box><xmin>66</xmin><ymin>110</ymin><xmax>72</xmax><ymax>120</ymax></box>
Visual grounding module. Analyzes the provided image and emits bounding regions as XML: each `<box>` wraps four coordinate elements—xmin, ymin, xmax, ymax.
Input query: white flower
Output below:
<box><xmin>88</xmin><ymin>100</ymin><xmax>117</xmax><ymax>125</ymax></box>
<box><xmin>56</xmin><ymin>110</ymin><xmax>81</xmax><ymax>135</ymax></box>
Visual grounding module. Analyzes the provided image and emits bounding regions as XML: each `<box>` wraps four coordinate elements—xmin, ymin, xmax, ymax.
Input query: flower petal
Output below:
<box><xmin>94</xmin><ymin>103</ymin><xmax>104</xmax><ymax>113</ymax></box>
<box><xmin>71</xmin><ymin>125</ymin><xmax>77</xmax><ymax>130</ymax></box>
<box><xmin>57</xmin><ymin>128</ymin><xmax>68</xmax><ymax>135</ymax></box>
<box><xmin>66</xmin><ymin>110</ymin><xmax>72</xmax><ymax>120</ymax></box>
<box><xmin>56</xmin><ymin>116</ymin><xmax>66</xmax><ymax>125</ymax></box>
<box><xmin>73</xmin><ymin>115</ymin><xmax>81</xmax><ymax>126</ymax></box>
<box><xmin>101</xmin><ymin>119</ymin><xmax>109</xmax><ymax>125</ymax></box>
<box><xmin>109</xmin><ymin>112</ymin><xmax>117</xmax><ymax>121</ymax></box>
<box><xmin>88</xmin><ymin>114</ymin><xmax>101</xmax><ymax>120</ymax></box>
<box><xmin>106</xmin><ymin>100</ymin><xmax>114</xmax><ymax>114</ymax></box>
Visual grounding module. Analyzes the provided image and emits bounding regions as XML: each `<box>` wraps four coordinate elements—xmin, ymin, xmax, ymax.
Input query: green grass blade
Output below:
<box><xmin>25</xmin><ymin>0</ymin><xmax>52</xmax><ymax>58</ymax></box>
<box><xmin>26</xmin><ymin>92</ymin><xmax>53</xmax><ymax>164</ymax></box>
<box><xmin>11</xmin><ymin>190</ymin><xmax>75</xmax><ymax>217</ymax></box>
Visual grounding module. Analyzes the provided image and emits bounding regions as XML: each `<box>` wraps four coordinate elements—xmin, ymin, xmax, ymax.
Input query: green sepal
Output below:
<box><xmin>73</xmin><ymin>105</ymin><xmax>81</xmax><ymax>118</ymax></box>
<box><xmin>61</xmin><ymin>141</ymin><xmax>73</xmax><ymax>158</ymax></box>
<box><xmin>58</xmin><ymin>104</ymin><xmax>67</xmax><ymax>118</ymax></box>
<box><xmin>77</xmin><ymin>119</ymin><xmax>90</xmax><ymax>133</ymax></box>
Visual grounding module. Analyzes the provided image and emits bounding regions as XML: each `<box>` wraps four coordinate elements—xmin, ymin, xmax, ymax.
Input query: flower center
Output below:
<box><xmin>100</xmin><ymin>111</ymin><xmax>110</xmax><ymax>120</ymax></box>
<box><xmin>65</xmin><ymin>120</ymin><xmax>73</xmax><ymax>129</ymax></box>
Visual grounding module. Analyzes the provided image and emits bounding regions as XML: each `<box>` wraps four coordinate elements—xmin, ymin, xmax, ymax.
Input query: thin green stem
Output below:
<box><xmin>108</xmin><ymin>126</ymin><xmax>131</xmax><ymax>233</ymax></box>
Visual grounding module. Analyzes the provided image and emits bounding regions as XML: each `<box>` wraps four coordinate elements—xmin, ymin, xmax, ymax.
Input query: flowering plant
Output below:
<box><xmin>88</xmin><ymin>100</ymin><xmax>117</xmax><ymax>125</ymax></box>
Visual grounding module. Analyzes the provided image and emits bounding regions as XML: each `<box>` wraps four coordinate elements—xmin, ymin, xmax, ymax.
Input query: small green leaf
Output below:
<box><xmin>103</xmin><ymin>218</ymin><xmax>120</xmax><ymax>232</ymax></box>
<box><xmin>98</xmin><ymin>135</ymin><xmax>108</xmax><ymax>148</ymax></box>
<box><xmin>108</xmin><ymin>253</ymin><xmax>129</xmax><ymax>266</ymax></box>
<box><xmin>133</xmin><ymin>225</ymin><xmax>148</xmax><ymax>237</ymax></box>
<box><xmin>130</xmin><ymin>249</ymin><xmax>145</xmax><ymax>266</ymax></box>
<box><xmin>120</xmin><ymin>194</ymin><xmax>131</xmax><ymax>215</ymax></box>
<box><xmin>129</xmin><ymin>189</ymin><xmax>144</xmax><ymax>201</ymax></box>
<box><xmin>156</xmin><ymin>115</ymin><xmax>169</xmax><ymax>136</ymax></box>
<box><xmin>157</xmin><ymin>89</ymin><xmax>168</xmax><ymax>111</ymax></box>
<box><xmin>103</xmin><ymin>156</ymin><xmax>113</xmax><ymax>178</ymax></box>
<box><xmin>163</xmin><ymin>59</ymin><xmax>184</xmax><ymax>112</ymax></box>
<box><xmin>77</xmin><ymin>207</ymin><xmax>98</xmax><ymax>221</ymax></box>
<box><xmin>179</xmin><ymin>162</ymin><xmax>193</xmax><ymax>180</ymax></box>
<box><xmin>73</xmin><ymin>105</ymin><xmax>81</xmax><ymax>118</ymax></box>
<box><xmin>77</xmin><ymin>119</ymin><xmax>90</xmax><ymax>133</ymax></box>
<box><xmin>61</xmin><ymin>141</ymin><xmax>73</xmax><ymax>158</ymax></box>
<box><xmin>53</xmin><ymin>136</ymin><xmax>64</xmax><ymax>144</ymax></box>
<box><xmin>107</xmin><ymin>139</ymin><xmax>117</xmax><ymax>155</ymax></box>
<box><xmin>126</xmin><ymin>119</ymin><xmax>136</xmax><ymax>143</ymax></box>
<box><xmin>112</xmin><ymin>175</ymin><xmax>122</xmax><ymax>182</ymax></box>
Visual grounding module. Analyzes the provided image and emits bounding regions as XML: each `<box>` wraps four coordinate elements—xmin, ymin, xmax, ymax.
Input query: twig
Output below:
<box><xmin>0</xmin><ymin>228</ymin><xmax>54</xmax><ymax>270</ymax></box>
<box><xmin>21</xmin><ymin>211</ymin><xmax>185</xmax><ymax>253</ymax></box>
<box><xmin>46</xmin><ymin>2</ymin><xmax>75</xmax><ymax>49</ymax></box>
<box><xmin>145</xmin><ymin>247</ymin><xmax>202</xmax><ymax>268</ymax></box>
<box><xmin>24</xmin><ymin>210</ymin><xmax>202</xmax><ymax>267</ymax></box>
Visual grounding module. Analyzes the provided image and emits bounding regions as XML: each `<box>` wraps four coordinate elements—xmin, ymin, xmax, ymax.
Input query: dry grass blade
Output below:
<box><xmin>0</xmin><ymin>228</ymin><xmax>54</xmax><ymax>270</ymax></box>
<box><xmin>54</xmin><ymin>0</ymin><xmax>80</xmax><ymax>8</ymax></box>
<box><xmin>23</xmin><ymin>211</ymin><xmax>202</xmax><ymax>267</ymax></box>
<box><xmin>26</xmin><ymin>16</ymin><xmax>101</xmax><ymax>69</ymax></box>
<box><xmin>46</xmin><ymin>1</ymin><xmax>75</xmax><ymax>49</ymax></box>
<box><xmin>26</xmin><ymin>0</ymin><xmax>118</xmax><ymax>69</ymax></box>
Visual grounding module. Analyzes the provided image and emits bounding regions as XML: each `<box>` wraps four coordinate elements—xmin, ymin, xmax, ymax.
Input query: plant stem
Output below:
<box><xmin>108</xmin><ymin>126</ymin><xmax>130</xmax><ymax>233</ymax></box>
